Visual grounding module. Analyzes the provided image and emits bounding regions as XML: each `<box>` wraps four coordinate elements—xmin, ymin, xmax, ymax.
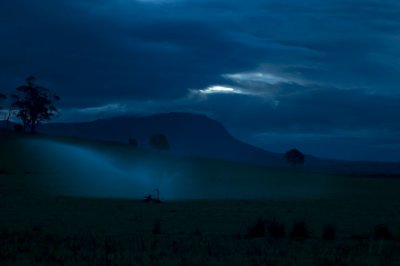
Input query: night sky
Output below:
<box><xmin>1</xmin><ymin>0</ymin><xmax>399</xmax><ymax>161</ymax></box>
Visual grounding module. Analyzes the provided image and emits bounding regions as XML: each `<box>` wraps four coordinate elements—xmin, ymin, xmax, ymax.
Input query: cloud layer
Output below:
<box><xmin>1</xmin><ymin>0</ymin><xmax>399</xmax><ymax>160</ymax></box>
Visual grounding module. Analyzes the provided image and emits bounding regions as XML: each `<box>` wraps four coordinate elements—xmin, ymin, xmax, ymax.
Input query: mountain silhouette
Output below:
<box><xmin>35</xmin><ymin>112</ymin><xmax>400</xmax><ymax>176</ymax></box>
<box><xmin>40</xmin><ymin>112</ymin><xmax>284</xmax><ymax>167</ymax></box>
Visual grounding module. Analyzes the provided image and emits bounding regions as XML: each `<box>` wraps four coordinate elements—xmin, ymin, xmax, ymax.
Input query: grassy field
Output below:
<box><xmin>2</xmin><ymin>132</ymin><xmax>400</xmax><ymax>265</ymax></box>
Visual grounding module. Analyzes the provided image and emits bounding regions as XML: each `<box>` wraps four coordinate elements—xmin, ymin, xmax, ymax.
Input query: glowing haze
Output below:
<box><xmin>22</xmin><ymin>139</ymin><xmax>328</xmax><ymax>200</ymax></box>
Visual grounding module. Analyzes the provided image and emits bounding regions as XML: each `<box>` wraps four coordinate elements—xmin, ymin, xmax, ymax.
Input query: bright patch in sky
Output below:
<box><xmin>135</xmin><ymin>0</ymin><xmax>175</xmax><ymax>3</ymax></box>
<box><xmin>57</xmin><ymin>103</ymin><xmax>129</xmax><ymax>122</ymax></box>
<box><xmin>198</xmin><ymin>85</ymin><xmax>242</xmax><ymax>94</ymax></box>
<box><xmin>76</xmin><ymin>103</ymin><xmax>127</xmax><ymax>114</ymax></box>
<box><xmin>224</xmin><ymin>72</ymin><xmax>297</xmax><ymax>85</ymax></box>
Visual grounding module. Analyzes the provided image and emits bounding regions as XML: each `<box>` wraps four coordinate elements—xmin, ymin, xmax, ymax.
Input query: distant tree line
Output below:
<box><xmin>1</xmin><ymin>76</ymin><xmax>60</xmax><ymax>133</ymax></box>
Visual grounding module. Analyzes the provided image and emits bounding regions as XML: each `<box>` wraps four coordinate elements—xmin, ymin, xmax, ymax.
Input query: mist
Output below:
<box><xmin>21</xmin><ymin>139</ymin><xmax>329</xmax><ymax>200</ymax></box>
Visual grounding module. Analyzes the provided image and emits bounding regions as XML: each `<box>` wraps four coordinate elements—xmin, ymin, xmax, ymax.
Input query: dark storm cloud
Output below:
<box><xmin>1</xmin><ymin>0</ymin><xmax>399</xmax><ymax>102</ymax></box>
<box><xmin>0</xmin><ymin>0</ymin><xmax>255</xmax><ymax>106</ymax></box>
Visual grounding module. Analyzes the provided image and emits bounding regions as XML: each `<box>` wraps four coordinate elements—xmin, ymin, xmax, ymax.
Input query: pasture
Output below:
<box><xmin>1</xmin><ymin>132</ymin><xmax>400</xmax><ymax>265</ymax></box>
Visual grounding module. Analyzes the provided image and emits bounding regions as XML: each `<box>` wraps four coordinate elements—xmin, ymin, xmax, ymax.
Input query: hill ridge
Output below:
<box><xmin>5</xmin><ymin>111</ymin><xmax>396</xmax><ymax>175</ymax></box>
<box><xmin>39</xmin><ymin>112</ymin><xmax>282</xmax><ymax>166</ymax></box>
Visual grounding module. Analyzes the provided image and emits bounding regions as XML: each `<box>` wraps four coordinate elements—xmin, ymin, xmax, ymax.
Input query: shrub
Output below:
<box><xmin>284</xmin><ymin>148</ymin><xmax>305</xmax><ymax>167</ymax></box>
<box><xmin>267</xmin><ymin>219</ymin><xmax>285</xmax><ymax>239</ymax></box>
<box><xmin>192</xmin><ymin>227</ymin><xmax>202</xmax><ymax>237</ymax></box>
<box><xmin>14</xmin><ymin>124</ymin><xmax>23</xmax><ymax>132</ymax></box>
<box><xmin>128</xmin><ymin>138</ymin><xmax>138</xmax><ymax>147</ymax></box>
<box><xmin>149</xmin><ymin>134</ymin><xmax>170</xmax><ymax>150</ymax></box>
<box><xmin>373</xmin><ymin>224</ymin><xmax>392</xmax><ymax>240</ymax></box>
<box><xmin>0</xmin><ymin>169</ymin><xmax>11</xmax><ymax>175</ymax></box>
<box><xmin>322</xmin><ymin>225</ymin><xmax>336</xmax><ymax>241</ymax></box>
<box><xmin>246</xmin><ymin>217</ymin><xmax>266</xmax><ymax>238</ymax></box>
<box><xmin>290</xmin><ymin>221</ymin><xmax>309</xmax><ymax>240</ymax></box>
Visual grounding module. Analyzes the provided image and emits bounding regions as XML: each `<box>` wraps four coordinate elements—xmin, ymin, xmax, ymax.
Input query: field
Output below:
<box><xmin>2</xmin><ymin>132</ymin><xmax>400</xmax><ymax>265</ymax></box>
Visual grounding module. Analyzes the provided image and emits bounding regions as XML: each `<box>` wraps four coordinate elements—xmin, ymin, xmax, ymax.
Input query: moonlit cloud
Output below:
<box><xmin>198</xmin><ymin>85</ymin><xmax>242</xmax><ymax>95</ymax></box>
<box><xmin>134</xmin><ymin>0</ymin><xmax>177</xmax><ymax>3</ymax></box>
<box><xmin>59</xmin><ymin>103</ymin><xmax>129</xmax><ymax>121</ymax></box>
<box><xmin>76</xmin><ymin>103</ymin><xmax>128</xmax><ymax>114</ymax></box>
<box><xmin>217</xmin><ymin>70</ymin><xmax>309</xmax><ymax>98</ymax></box>
<box><xmin>223</xmin><ymin>72</ymin><xmax>299</xmax><ymax>85</ymax></box>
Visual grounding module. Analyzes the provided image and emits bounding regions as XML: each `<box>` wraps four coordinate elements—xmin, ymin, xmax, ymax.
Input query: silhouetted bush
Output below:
<box><xmin>284</xmin><ymin>148</ymin><xmax>305</xmax><ymax>167</ymax></box>
<box><xmin>192</xmin><ymin>226</ymin><xmax>202</xmax><ymax>237</ymax></box>
<box><xmin>373</xmin><ymin>224</ymin><xmax>392</xmax><ymax>240</ymax></box>
<box><xmin>322</xmin><ymin>225</ymin><xmax>336</xmax><ymax>241</ymax></box>
<box><xmin>0</xmin><ymin>169</ymin><xmax>11</xmax><ymax>175</ymax></box>
<box><xmin>128</xmin><ymin>138</ymin><xmax>138</xmax><ymax>147</ymax></box>
<box><xmin>13</xmin><ymin>124</ymin><xmax>23</xmax><ymax>133</ymax></box>
<box><xmin>290</xmin><ymin>221</ymin><xmax>309</xmax><ymax>240</ymax></box>
<box><xmin>149</xmin><ymin>134</ymin><xmax>170</xmax><ymax>150</ymax></box>
<box><xmin>246</xmin><ymin>217</ymin><xmax>265</xmax><ymax>238</ymax></box>
<box><xmin>267</xmin><ymin>219</ymin><xmax>285</xmax><ymax>239</ymax></box>
<box><xmin>0</xmin><ymin>93</ymin><xmax>5</xmax><ymax>110</ymax></box>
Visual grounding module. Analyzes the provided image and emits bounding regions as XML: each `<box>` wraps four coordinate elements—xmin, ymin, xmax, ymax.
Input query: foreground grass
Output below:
<box><xmin>2</xmin><ymin>228</ymin><xmax>400</xmax><ymax>266</ymax></box>
<box><xmin>2</xmin><ymin>176</ymin><xmax>400</xmax><ymax>266</ymax></box>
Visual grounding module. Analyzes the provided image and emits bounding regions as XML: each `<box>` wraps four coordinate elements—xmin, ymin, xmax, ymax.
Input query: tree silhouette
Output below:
<box><xmin>0</xmin><ymin>93</ymin><xmax>6</xmax><ymax>111</ymax></box>
<box><xmin>149</xmin><ymin>134</ymin><xmax>170</xmax><ymax>150</ymax></box>
<box><xmin>12</xmin><ymin>76</ymin><xmax>60</xmax><ymax>133</ymax></box>
<box><xmin>128</xmin><ymin>138</ymin><xmax>138</xmax><ymax>147</ymax></box>
<box><xmin>0</xmin><ymin>93</ymin><xmax>8</xmax><ymax>126</ymax></box>
<box><xmin>284</xmin><ymin>148</ymin><xmax>304</xmax><ymax>168</ymax></box>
